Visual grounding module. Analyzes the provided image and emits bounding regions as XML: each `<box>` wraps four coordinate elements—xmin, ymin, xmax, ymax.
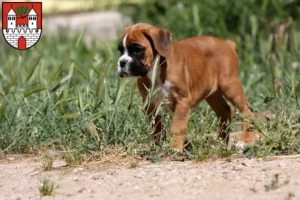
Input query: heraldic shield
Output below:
<box><xmin>2</xmin><ymin>2</ymin><xmax>42</xmax><ymax>50</ymax></box>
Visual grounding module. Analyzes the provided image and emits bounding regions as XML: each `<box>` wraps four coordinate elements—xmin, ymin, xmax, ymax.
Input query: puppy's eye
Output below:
<box><xmin>128</xmin><ymin>43</ymin><xmax>145</xmax><ymax>55</ymax></box>
<box><xmin>131</xmin><ymin>47</ymin><xmax>144</xmax><ymax>54</ymax></box>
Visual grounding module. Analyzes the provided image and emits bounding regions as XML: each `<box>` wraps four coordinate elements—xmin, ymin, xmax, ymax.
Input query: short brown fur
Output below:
<box><xmin>119</xmin><ymin>23</ymin><xmax>256</xmax><ymax>151</ymax></box>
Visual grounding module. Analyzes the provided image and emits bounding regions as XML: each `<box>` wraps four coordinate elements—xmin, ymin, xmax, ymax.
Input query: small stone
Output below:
<box><xmin>11</xmin><ymin>195</ymin><xmax>21</xmax><ymax>200</ymax></box>
<box><xmin>7</xmin><ymin>157</ymin><xmax>15</xmax><ymax>161</ymax></box>
<box><xmin>107</xmin><ymin>170</ymin><xmax>116</xmax><ymax>176</ymax></box>
<box><xmin>72</xmin><ymin>176</ymin><xmax>79</xmax><ymax>181</ymax></box>
<box><xmin>30</xmin><ymin>171</ymin><xmax>40</xmax><ymax>176</ymax></box>
<box><xmin>46</xmin><ymin>150</ymin><xmax>60</xmax><ymax>158</ymax></box>
<box><xmin>73</xmin><ymin>168</ymin><xmax>84</xmax><ymax>173</ymax></box>
<box><xmin>134</xmin><ymin>174</ymin><xmax>143</xmax><ymax>178</ymax></box>
<box><xmin>88</xmin><ymin>189</ymin><xmax>95</xmax><ymax>194</ymax></box>
<box><xmin>53</xmin><ymin>160</ymin><xmax>67</xmax><ymax>168</ymax></box>
<box><xmin>78</xmin><ymin>187</ymin><xmax>86</xmax><ymax>193</ymax></box>
<box><xmin>89</xmin><ymin>174</ymin><xmax>101</xmax><ymax>180</ymax></box>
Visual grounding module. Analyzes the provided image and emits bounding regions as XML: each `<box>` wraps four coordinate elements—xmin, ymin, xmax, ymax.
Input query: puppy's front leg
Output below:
<box><xmin>137</xmin><ymin>77</ymin><xmax>164</xmax><ymax>143</ymax></box>
<box><xmin>145</xmin><ymin>103</ymin><xmax>164</xmax><ymax>143</ymax></box>
<box><xmin>170</xmin><ymin>101</ymin><xmax>190</xmax><ymax>152</ymax></box>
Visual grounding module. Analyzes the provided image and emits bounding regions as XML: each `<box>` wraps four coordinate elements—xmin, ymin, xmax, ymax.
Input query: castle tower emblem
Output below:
<box><xmin>2</xmin><ymin>2</ymin><xmax>42</xmax><ymax>50</ymax></box>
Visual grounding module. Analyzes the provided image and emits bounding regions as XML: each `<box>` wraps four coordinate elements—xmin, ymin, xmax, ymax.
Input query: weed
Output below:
<box><xmin>191</xmin><ymin>136</ymin><xmax>237</xmax><ymax>161</ymax></box>
<box><xmin>128</xmin><ymin>159</ymin><xmax>139</xmax><ymax>169</ymax></box>
<box><xmin>264</xmin><ymin>174</ymin><xmax>289</xmax><ymax>191</ymax></box>
<box><xmin>249</xmin><ymin>187</ymin><xmax>257</xmax><ymax>193</ymax></box>
<box><xmin>39</xmin><ymin>178</ymin><xmax>58</xmax><ymax>196</ymax></box>
<box><xmin>42</xmin><ymin>156</ymin><xmax>53</xmax><ymax>171</ymax></box>
<box><xmin>63</xmin><ymin>151</ymin><xmax>86</xmax><ymax>166</ymax></box>
<box><xmin>146</xmin><ymin>155</ymin><xmax>161</xmax><ymax>163</ymax></box>
<box><xmin>285</xmin><ymin>192</ymin><xmax>295</xmax><ymax>200</ymax></box>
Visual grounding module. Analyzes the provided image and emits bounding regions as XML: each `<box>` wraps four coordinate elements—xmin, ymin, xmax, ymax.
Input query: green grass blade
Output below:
<box><xmin>0</xmin><ymin>104</ymin><xmax>4</xmax><ymax>122</ymax></box>
<box><xmin>24</xmin><ymin>86</ymin><xmax>47</xmax><ymax>97</ymax></box>
<box><xmin>74</xmin><ymin>65</ymin><xmax>89</xmax><ymax>80</ymax></box>
<box><xmin>268</xmin><ymin>55</ymin><xmax>276</xmax><ymax>94</ymax></box>
<box><xmin>75</xmin><ymin>29</ymin><xmax>86</xmax><ymax>47</ymax></box>
<box><xmin>48</xmin><ymin>59</ymin><xmax>65</xmax><ymax>84</ymax></box>
<box><xmin>62</xmin><ymin>113</ymin><xmax>80</xmax><ymax>119</ymax></box>
<box><xmin>4</xmin><ymin>71</ymin><xmax>19</xmax><ymax>95</ymax></box>
<box><xmin>51</xmin><ymin>74</ymin><xmax>72</xmax><ymax>92</ymax></box>
<box><xmin>51</xmin><ymin>97</ymin><xmax>77</xmax><ymax>110</ymax></box>
<box><xmin>77</xmin><ymin>88</ymin><xmax>84</xmax><ymax>116</ymax></box>
<box><xmin>26</xmin><ymin>53</ymin><xmax>42</xmax><ymax>82</ymax></box>
<box><xmin>115</xmin><ymin>80</ymin><xmax>127</xmax><ymax>105</ymax></box>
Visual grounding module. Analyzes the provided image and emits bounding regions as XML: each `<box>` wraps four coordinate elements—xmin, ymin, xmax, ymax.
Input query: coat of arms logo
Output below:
<box><xmin>2</xmin><ymin>2</ymin><xmax>42</xmax><ymax>50</ymax></box>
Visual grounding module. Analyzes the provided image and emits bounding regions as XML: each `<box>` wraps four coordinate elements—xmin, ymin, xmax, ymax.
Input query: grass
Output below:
<box><xmin>17</xmin><ymin>0</ymin><xmax>145</xmax><ymax>14</ymax></box>
<box><xmin>63</xmin><ymin>151</ymin><xmax>86</xmax><ymax>166</ymax></box>
<box><xmin>39</xmin><ymin>178</ymin><xmax>58</xmax><ymax>196</ymax></box>
<box><xmin>0</xmin><ymin>1</ymin><xmax>299</xmax><ymax>162</ymax></box>
<box><xmin>191</xmin><ymin>137</ymin><xmax>237</xmax><ymax>161</ymax></box>
<box><xmin>264</xmin><ymin>174</ymin><xmax>289</xmax><ymax>192</ymax></box>
<box><xmin>128</xmin><ymin>158</ymin><xmax>139</xmax><ymax>168</ymax></box>
<box><xmin>42</xmin><ymin>156</ymin><xmax>53</xmax><ymax>171</ymax></box>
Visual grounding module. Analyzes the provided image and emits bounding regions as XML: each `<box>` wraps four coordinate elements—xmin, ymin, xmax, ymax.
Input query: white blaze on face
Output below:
<box><xmin>118</xmin><ymin>34</ymin><xmax>132</xmax><ymax>74</ymax></box>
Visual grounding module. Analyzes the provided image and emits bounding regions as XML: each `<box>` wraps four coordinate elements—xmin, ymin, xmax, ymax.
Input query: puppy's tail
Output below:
<box><xmin>225</xmin><ymin>40</ymin><xmax>237</xmax><ymax>50</ymax></box>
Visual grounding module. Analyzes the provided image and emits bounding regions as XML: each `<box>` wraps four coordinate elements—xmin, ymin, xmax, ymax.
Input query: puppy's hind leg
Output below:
<box><xmin>220</xmin><ymin>80</ymin><xmax>256</xmax><ymax>147</ymax></box>
<box><xmin>206</xmin><ymin>91</ymin><xmax>233</xmax><ymax>144</ymax></box>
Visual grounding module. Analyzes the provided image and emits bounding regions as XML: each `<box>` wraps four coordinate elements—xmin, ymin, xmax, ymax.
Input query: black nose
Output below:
<box><xmin>120</xmin><ymin>60</ymin><xmax>127</xmax><ymax>68</ymax></box>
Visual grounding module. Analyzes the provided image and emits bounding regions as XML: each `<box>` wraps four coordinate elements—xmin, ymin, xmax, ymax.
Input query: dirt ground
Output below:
<box><xmin>0</xmin><ymin>153</ymin><xmax>300</xmax><ymax>200</ymax></box>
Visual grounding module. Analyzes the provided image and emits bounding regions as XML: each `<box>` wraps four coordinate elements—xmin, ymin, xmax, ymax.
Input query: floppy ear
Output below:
<box><xmin>143</xmin><ymin>27</ymin><xmax>172</xmax><ymax>57</ymax></box>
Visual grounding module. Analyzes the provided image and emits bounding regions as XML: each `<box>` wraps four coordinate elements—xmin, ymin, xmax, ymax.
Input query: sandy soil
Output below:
<box><xmin>0</xmin><ymin>153</ymin><xmax>300</xmax><ymax>200</ymax></box>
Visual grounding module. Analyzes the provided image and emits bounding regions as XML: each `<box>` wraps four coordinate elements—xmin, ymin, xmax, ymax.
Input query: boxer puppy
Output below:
<box><xmin>117</xmin><ymin>23</ymin><xmax>256</xmax><ymax>152</ymax></box>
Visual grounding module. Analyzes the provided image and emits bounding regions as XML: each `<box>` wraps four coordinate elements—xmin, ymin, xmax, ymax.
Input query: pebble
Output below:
<box><xmin>30</xmin><ymin>171</ymin><xmax>40</xmax><ymax>176</ymax></box>
<box><xmin>89</xmin><ymin>174</ymin><xmax>101</xmax><ymax>180</ymax></box>
<box><xmin>134</xmin><ymin>174</ymin><xmax>143</xmax><ymax>178</ymax></box>
<box><xmin>88</xmin><ymin>189</ymin><xmax>95</xmax><ymax>194</ymax></box>
<box><xmin>73</xmin><ymin>168</ymin><xmax>84</xmax><ymax>173</ymax></box>
<box><xmin>11</xmin><ymin>195</ymin><xmax>21</xmax><ymax>200</ymax></box>
<box><xmin>107</xmin><ymin>171</ymin><xmax>116</xmax><ymax>176</ymax></box>
<box><xmin>53</xmin><ymin>160</ymin><xmax>67</xmax><ymax>168</ymax></box>
<box><xmin>78</xmin><ymin>187</ymin><xmax>86</xmax><ymax>193</ymax></box>
<box><xmin>7</xmin><ymin>157</ymin><xmax>15</xmax><ymax>161</ymax></box>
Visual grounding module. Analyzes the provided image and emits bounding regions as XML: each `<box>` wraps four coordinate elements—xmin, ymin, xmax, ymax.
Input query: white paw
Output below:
<box><xmin>233</xmin><ymin>141</ymin><xmax>247</xmax><ymax>149</ymax></box>
<box><xmin>170</xmin><ymin>147</ymin><xmax>183</xmax><ymax>153</ymax></box>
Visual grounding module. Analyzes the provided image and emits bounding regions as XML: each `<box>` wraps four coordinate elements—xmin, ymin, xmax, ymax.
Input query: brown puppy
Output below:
<box><xmin>117</xmin><ymin>23</ymin><xmax>256</xmax><ymax>152</ymax></box>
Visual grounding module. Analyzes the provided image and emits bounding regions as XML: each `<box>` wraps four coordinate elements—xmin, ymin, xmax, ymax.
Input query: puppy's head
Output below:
<box><xmin>117</xmin><ymin>23</ymin><xmax>172</xmax><ymax>77</ymax></box>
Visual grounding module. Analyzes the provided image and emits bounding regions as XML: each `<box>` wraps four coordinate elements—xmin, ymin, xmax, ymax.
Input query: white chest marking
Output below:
<box><xmin>146</xmin><ymin>55</ymin><xmax>172</xmax><ymax>111</ymax></box>
<box><xmin>156</xmin><ymin>80</ymin><xmax>172</xmax><ymax>112</ymax></box>
<box><xmin>162</xmin><ymin>81</ymin><xmax>171</xmax><ymax>96</ymax></box>
<box><xmin>152</xmin><ymin>79</ymin><xmax>171</xmax><ymax>102</ymax></box>
<box><xmin>147</xmin><ymin>55</ymin><xmax>171</xmax><ymax>99</ymax></box>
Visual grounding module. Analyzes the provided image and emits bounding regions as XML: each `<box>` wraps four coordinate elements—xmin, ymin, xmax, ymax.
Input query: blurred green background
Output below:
<box><xmin>0</xmin><ymin>0</ymin><xmax>299</xmax><ymax>159</ymax></box>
